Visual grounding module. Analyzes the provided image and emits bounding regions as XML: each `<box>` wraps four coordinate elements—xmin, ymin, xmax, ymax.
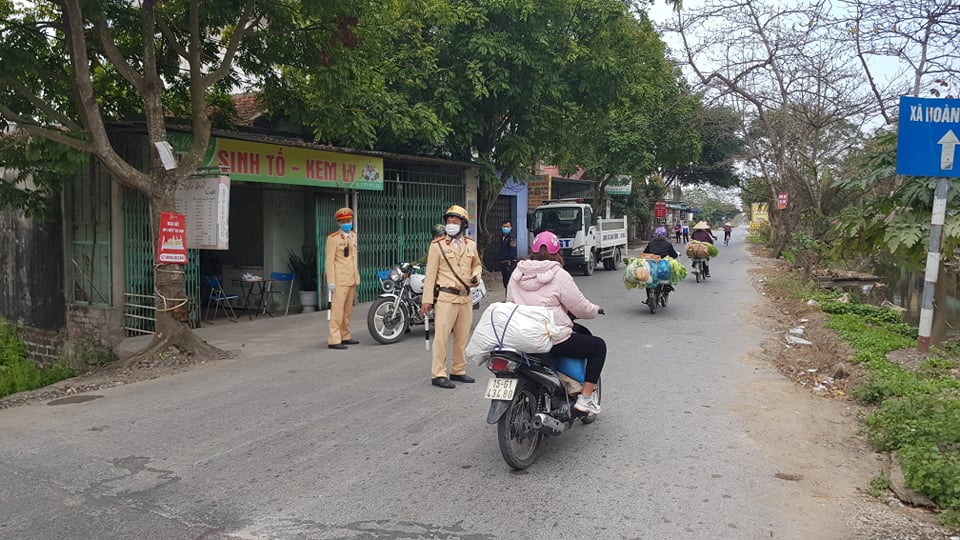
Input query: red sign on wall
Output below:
<box><xmin>157</xmin><ymin>211</ymin><xmax>188</xmax><ymax>264</ymax></box>
<box><xmin>654</xmin><ymin>200</ymin><xmax>668</xmax><ymax>218</ymax></box>
<box><xmin>777</xmin><ymin>192</ymin><xmax>789</xmax><ymax>210</ymax></box>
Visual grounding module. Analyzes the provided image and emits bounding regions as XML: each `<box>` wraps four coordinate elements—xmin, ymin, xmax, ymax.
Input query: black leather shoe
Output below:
<box><xmin>342</xmin><ymin>339</ymin><xmax>359</xmax><ymax>345</ymax></box>
<box><xmin>449</xmin><ymin>374</ymin><xmax>476</xmax><ymax>383</ymax></box>
<box><xmin>328</xmin><ymin>343</ymin><xmax>348</xmax><ymax>350</ymax></box>
<box><xmin>431</xmin><ymin>377</ymin><xmax>456</xmax><ymax>389</ymax></box>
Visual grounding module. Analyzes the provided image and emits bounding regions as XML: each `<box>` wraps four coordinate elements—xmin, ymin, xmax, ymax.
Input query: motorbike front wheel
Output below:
<box><xmin>367</xmin><ymin>297</ymin><xmax>409</xmax><ymax>344</ymax></box>
<box><xmin>497</xmin><ymin>384</ymin><xmax>544</xmax><ymax>470</ymax></box>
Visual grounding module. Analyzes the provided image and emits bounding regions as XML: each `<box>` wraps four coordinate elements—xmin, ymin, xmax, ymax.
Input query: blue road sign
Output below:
<box><xmin>896</xmin><ymin>96</ymin><xmax>960</xmax><ymax>178</ymax></box>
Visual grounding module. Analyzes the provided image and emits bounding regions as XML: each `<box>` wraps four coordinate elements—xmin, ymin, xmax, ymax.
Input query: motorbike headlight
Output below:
<box><xmin>389</xmin><ymin>268</ymin><xmax>403</xmax><ymax>282</ymax></box>
<box><xmin>571</xmin><ymin>246</ymin><xmax>583</xmax><ymax>256</ymax></box>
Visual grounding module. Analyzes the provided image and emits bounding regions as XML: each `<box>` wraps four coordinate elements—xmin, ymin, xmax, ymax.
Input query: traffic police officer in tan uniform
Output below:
<box><xmin>420</xmin><ymin>205</ymin><xmax>482</xmax><ymax>388</ymax></box>
<box><xmin>326</xmin><ymin>207</ymin><xmax>360</xmax><ymax>350</ymax></box>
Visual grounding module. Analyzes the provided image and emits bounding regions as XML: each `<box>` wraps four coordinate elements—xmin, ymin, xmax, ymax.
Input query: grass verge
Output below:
<box><xmin>766</xmin><ymin>271</ymin><xmax>960</xmax><ymax>528</ymax></box>
<box><xmin>0</xmin><ymin>319</ymin><xmax>76</xmax><ymax>399</ymax></box>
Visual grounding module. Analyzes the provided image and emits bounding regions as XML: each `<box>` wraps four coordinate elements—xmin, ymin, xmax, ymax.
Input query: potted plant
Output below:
<box><xmin>287</xmin><ymin>247</ymin><xmax>318</xmax><ymax>312</ymax></box>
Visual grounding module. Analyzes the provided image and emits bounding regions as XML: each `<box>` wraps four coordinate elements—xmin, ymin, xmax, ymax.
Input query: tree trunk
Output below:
<box><xmin>122</xmin><ymin>190</ymin><xmax>225</xmax><ymax>365</ymax></box>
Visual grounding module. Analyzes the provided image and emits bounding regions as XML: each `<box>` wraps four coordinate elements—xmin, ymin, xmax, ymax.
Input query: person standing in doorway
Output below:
<box><xmin>499</xmin><ymin>220</ymin><xmax>518</xmax><ymax>294</ymax></box>
<box><xmin>325</xmin><ymin>207</ymin><xmax>360</xmax><ymax>350</ymax></box>
<box><xmin>681</xmin><ymin>221</ymin><xmax>690</xmax><ymax>243</ymax></box>
<box><xmin>420</xmin><ymin>205</ymin><xmax>483</xmax><ymax>389</ymax></box>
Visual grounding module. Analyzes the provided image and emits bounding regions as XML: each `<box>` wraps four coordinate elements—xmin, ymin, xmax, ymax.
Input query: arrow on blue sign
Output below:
<box><xmin>940</xmin><ymin>130</ymin><xmax>958</xmax><ymax>170</ymax></box>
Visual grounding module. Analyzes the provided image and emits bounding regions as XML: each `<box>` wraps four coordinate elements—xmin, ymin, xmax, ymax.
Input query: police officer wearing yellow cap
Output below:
<box><xmin>420</xmin><ymin>205</ymin><xmax>482</xmax><ymax>388</ymax></box>
<box><xmin>326</xmin><ymin>207</ymin><xmax>360</xmax><ymax>349</ymax></box>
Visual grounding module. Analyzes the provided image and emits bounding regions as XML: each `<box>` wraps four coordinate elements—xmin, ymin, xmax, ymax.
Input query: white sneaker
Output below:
<box><xmin>574</xmin><ymin>394</ymin><xmax>601</xmax><ymax>415</ymax></box>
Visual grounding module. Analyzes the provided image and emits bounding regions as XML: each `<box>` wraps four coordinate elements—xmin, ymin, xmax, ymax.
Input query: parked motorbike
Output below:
<box><xmin>482</xmin><ymin>322</ymin><xmax>601</xmax><ymax>470</ymax></box>
<box><xmin>367</xmin><ymin>262</ymin><xmax>487</xmax><ymax>344</ymax></box>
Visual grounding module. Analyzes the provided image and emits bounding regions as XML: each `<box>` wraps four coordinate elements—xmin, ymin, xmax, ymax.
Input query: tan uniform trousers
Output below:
<box><xmin>328</xmin><ymin>285</ymin><xmax>356</xmax><ymax>345</ymax></box>
<box><xmin>431</xmin><ymin>300</ymin><xmax>472</xmax><ymax>378</ymax></box>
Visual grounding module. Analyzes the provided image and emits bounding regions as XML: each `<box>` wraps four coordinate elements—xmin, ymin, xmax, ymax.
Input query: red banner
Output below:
<box><xmin>157</xmin><ymin>212</ymin><xmax>188</xmax><ymax>264</ymax></box>
<box><xmin>777</xmin><ymin>192</ymin><xmax>788</xmax><ymax>210</ymax></box>
<box><xmin>654</xmin><ymin>200</ymin><xmax>668</xmax><ymax>219</ymax></box>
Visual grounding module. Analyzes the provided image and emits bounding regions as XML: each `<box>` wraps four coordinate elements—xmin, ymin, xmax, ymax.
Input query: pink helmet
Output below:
<box><xmin>532</xmin><ymin>231</ymin><xmax>561</xmax><ymax>254</ymax></box>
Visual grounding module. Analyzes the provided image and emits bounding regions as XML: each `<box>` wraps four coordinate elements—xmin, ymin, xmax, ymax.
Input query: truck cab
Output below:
<box><xmin>529</xmin><ymin>200</ymin><xmax>627</xmax><ymax>276</ymax></box>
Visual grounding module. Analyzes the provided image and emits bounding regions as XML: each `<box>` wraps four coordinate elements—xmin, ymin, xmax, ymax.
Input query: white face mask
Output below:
<box><xmin>445</xmin><ymin>224</ymin><xmax>461</xmax><ymax>237</ymax></box>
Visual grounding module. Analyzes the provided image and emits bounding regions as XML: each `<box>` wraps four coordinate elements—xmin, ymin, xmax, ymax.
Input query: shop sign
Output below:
<box><xmin>654</xmin><ymin>200</ymin><xmax>668</xmax><ymax>218</ymax></box>
<box><xmin>169</xmin><ymin>134</ymin><xmax>384</xmax><ymax>191</ymax></box>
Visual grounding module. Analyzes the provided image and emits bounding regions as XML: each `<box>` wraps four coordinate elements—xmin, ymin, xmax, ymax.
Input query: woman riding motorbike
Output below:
<box><xmin>690</xmin><ymin>221</ymin><xmax>715</xmax><ymax>278</ymax></box>
<box><xmin>506</xmin><ymin>231</ymin><xmax>606</xmax><ymax>415</ymax></box>
<box><xmin>644</xmin><ymin>227</ymin><xmax>679</xmax><ymax>259</ymax></box>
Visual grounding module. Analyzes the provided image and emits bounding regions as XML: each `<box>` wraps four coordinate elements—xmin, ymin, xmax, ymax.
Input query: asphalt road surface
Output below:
<box><xmin>0</xmin><ymin>230</ymin><xmax>811</xmax><ymax>540</ymax></box>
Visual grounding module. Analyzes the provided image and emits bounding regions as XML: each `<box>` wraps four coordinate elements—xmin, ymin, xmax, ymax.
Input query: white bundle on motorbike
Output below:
<box><xmin>466</xmin><ymin>302</ymin><xmax>570</xmax><ymax>363</ymax></box>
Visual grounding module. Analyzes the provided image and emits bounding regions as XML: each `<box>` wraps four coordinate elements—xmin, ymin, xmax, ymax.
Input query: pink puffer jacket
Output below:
<box><xmin>506</xmin><ymin>259</ymin><xmax>600</xmax><ymax>341</ymax></box>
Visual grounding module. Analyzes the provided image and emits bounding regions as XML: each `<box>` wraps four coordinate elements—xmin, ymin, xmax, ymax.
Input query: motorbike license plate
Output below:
<box><xmin>484</xmin><ymin>378</ymin><xmax>517</xmax><ymax>401</ymax></box>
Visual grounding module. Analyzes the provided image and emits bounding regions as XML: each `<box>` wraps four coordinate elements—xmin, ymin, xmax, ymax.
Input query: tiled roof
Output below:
<box><xmin>231</xmin><ymin>93</ymin><xmax>262</xmax><ymax>126</ymax></box>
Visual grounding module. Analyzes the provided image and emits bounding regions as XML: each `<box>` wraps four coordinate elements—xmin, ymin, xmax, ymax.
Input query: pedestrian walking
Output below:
<box><xmin>420</xmin><ymin>205</ymin><xmax>483</xmax><ymax>389</ymax></box>
<box><xmin>674</xmin><ymin>222</ymin><xmax>682</xmax><ymax>243</ymax></box>
<box><xmin>681</xmin><ymin>222</ymin><xmax>690</xmax><ymax>243</ymax></box>
<box><xmin>325</xmin><ymin>207</ymin><xmax>360</xmax><ymax>350</ymax></box>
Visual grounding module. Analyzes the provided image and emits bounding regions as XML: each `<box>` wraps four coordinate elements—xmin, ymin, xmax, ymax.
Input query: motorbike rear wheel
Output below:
<box><xmin>647</xmin><ymin>288</ymin><xmax>659</xmax><ymax>314</ymax></box>
<box><xmin>580</xmin><ymin>377</ymin><xmax>601</xmax><ymax>424</ymax></box>
<box><xmin>497</xmin><ymin>383</ymin><xmax>543</xmax><ymax>469</ymax></box>
<box><xmin>367</xmin><ymin>297</ymin><xmax>409</xmax><ymax>344</ymax></box>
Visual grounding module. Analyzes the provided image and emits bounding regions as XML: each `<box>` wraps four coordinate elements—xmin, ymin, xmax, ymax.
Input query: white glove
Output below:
<box><xmin>328</xmin><ymin>283</ymin><xmax>336</xmax><ymax>293</ymax></box>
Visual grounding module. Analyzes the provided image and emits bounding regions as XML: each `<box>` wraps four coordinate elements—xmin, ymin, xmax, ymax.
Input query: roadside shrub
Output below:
<box><xmin>0</xmin><ymin>319</ymin><xmax>76</xmax><ymax>399</ymax></box>
<box><xmin>865</xmin><ymin>393</ymin><xmax>960</xmax><ymax>451</ymax></box>
<box><xmin>898</xmin><ymin>443</ymin><xmax>960</xmax><ymax>527</ymax></box>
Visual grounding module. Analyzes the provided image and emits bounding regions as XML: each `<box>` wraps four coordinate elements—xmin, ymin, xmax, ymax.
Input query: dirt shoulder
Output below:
<box><xmin>740</xmin><ymin>248</ymin><xmax>957</xmax><ymax>540</ymax></box>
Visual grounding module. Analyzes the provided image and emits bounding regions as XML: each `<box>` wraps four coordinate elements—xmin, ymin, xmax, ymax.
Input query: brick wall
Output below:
<box><xmin>14</xmin><ymin>326</ymin><xmax>64</xmax><ymax>367</ymax></box>
<box><xmin>66</xmin><ymin>304</ymin><xmax>124</xmax><ymax>348</ymax></box>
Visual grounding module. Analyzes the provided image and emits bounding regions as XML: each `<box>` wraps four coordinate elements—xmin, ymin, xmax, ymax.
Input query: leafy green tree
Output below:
<box><xmin>0</xmin><ymin>0</ymin><xmax>367</xmax><ymax>361</ymax></box>
<box><xmin>661</xmin><ymin>104</ymin><xmax>744</xmax><ymax>189</ymax></box>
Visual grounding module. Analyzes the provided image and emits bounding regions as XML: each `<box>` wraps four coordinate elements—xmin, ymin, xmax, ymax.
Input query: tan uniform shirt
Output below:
<box><xmin>423</xmin><ymin>236</ymin><xmax>481</xmax><ymax>305</ymax></box>
<box><xmin>324</xmin><ymin>231</ymin><xmax>359</xmax><ymax>286</ymax></box>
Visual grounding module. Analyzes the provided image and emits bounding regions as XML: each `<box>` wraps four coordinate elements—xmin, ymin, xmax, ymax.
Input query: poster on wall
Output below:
<box><xmin>175</xmin><ymin>175</ymin><xmax>231</xmax><ymax>250</ymax></box>
<box><xmin>157</xmin><ymin>212</ymin><xmax>188</xmax><ymax>264</ymax></box>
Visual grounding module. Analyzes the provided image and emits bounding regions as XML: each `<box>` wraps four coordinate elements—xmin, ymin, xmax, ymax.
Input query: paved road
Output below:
<box><xmin>0</xmin><ymin>230</ymin><xmax>809</xmax><ymax>539</ymax></box>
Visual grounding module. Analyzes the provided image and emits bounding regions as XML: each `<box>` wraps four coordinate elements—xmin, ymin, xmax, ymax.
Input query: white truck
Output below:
<box><xmin>528</xmin><ymin>199</ymin><xmax>628</xmax><ymax>276</ymax></box>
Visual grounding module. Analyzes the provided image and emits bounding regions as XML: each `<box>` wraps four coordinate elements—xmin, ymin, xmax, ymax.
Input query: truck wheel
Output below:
<box><xmin>583</xmin><ymin>252</ymin><xmax>595</xmax><ymax>276</ymax></box>
<box><xmin>603</xmin><ymin>247</ymin><xmax>622</xmax><ymax>271</ymax></box>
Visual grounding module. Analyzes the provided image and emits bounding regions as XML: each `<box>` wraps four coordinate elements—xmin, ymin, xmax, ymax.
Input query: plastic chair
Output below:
<box><xmin>205</xmin><ymin>277</ymin><xmax>239</xmax><ymax>323</ymax></box>
<box><xmin>263</xmin><ymin>272</ymin><xmax>295</xmax><ymax>316</ymax></box>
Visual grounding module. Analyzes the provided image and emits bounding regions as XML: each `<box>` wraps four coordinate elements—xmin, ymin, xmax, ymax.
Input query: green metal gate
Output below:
<box><xmin>318</xmin><ymin>170</ymin><xmax>464</xmax><ymax>305</ymax></box>
<box><xmin>122</xmin><ymin>187</ymin><xmax>201</xmax><ymax>335</ymax></box>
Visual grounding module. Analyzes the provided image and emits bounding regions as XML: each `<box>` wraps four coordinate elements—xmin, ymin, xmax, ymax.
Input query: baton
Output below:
<box><xmin>424</xmin><ymin>311</ymin><xmax>431</xmax><ymax>350</ymax></box>
<box><xmin>327</xmin><ymin>289</ymin><xmax>332</xmax><ymax>321</ymax></box>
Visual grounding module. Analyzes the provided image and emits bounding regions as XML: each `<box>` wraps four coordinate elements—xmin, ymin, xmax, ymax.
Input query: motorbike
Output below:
<box><xmin>690</xmin><ymin>257</ymin><xmax>709</xmax><ymax>283</ymax></box>
<box><xmin>482</xmin><ymin>322</ymin><xmax>601</xmax><ymax>470</ymax></box>
<box><xmin>367</xmin><ymin>262</ymin><xmax>487</xmax><ymax>344</ymax></box>
<box><xmin>643</xmin><ymin>282</ymin><xmax>673</xmax><ymax>314</ymax></box>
